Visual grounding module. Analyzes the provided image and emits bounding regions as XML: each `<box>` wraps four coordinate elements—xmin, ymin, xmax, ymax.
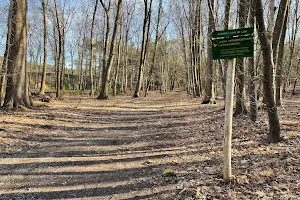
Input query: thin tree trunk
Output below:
<box><xmin>89</xmin><ymin>0</ymin><xmax>98</xmax><ymax>98</ymax></box>
<box><xmin>284</xmin><ymin>0</ymin><xmax>298</xmax><ymax>92</ymax></box>
<box><xmin>255</xmin><ymin>0</ymin><xmax>280</xmax><ymax>143</ymax></box>
<box><xmin>145</xmin><ymin>0</ymin><xmax>163</xmax><ymax>97</ymax></box>
<box><xmin>272</xmin><ymin>0</ymin><xmax>290</xmax><ymax>67</ymax></box>
<box><xmin>133</xmin><ymin>0</ymin><xmax>153</xmax><ymax>98</ymax></box>
<box><xmin>248</xmin><ymin>0</ymin><xmax>258</xmax><ymax>122</ymax></box>
<box><xmin>235</xmin><ymin>0</ymin><xmax>247</xmax><ymax>115</ymax></box>
<box><xmin>54</xmin><ymin>0</ymin><xmax>61</xmax><ymax>98</ymax></box>
<box><xmin>292</xmin><ymin>61</ymin><xmax>299</xmax><ymax>95</ymax></box>
<box><xmin>113</xmin><ymin>25</ymin><xmax>123</xmax><ymax>96</ymax></box>
<box><xmin>275</xmin><ymin>6</ymin><xmax>289</xmax><ymax>106</ymax></box>
<box><xmin>0</xmin><ymin>2</ymin><xmax>13</xmax><ymax>105</ymax></box>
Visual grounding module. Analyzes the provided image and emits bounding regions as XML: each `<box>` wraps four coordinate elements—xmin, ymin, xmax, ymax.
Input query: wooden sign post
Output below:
<box><xmin>212</xmin><ymin>27</ymin><xmax>254</xmax><ymax>183</ymax></box>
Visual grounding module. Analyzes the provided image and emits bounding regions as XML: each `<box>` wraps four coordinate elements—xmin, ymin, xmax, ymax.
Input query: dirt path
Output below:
<box><xmin>0</xmin><ymin>91</ymin><xmax>299</xmax><ymax>199</ymax></box>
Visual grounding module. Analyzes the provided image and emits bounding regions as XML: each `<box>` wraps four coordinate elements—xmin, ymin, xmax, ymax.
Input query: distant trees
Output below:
<box><xmin>0</xmin><ymin>0</ymin><xmax>299</xmax><ymax>140</ymax></box>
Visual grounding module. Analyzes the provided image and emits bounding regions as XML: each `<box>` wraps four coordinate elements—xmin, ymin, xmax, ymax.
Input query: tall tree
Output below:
<box><xmin>89</xmin><ymin>0</ymin><xmax>98</xmax><ymax>98</ymax></box>
<box><xmin>39</xmin><ymin>0</ymin><xmax>48</xmax><ymax>95</ymax></box>
<box><xmin>202</xmin><ymin>0</ymin><xmax>215</xmax><ymax>104</ymax></box>
<box><xmin>248</xmin><ymin>0</ymin><xmax>258</xmax><ymax>122</ymax></box>
<box><xmin>255</xmin><ymin>0</ymin><xmax>281</xmax><ymax>143</ymax></box>
<box><xmin>144</xmin><ymin>0</ymin><xmax>164</xmax><ymax>97</ymax></box>
<box><xmin>98</xmin><ymin>0</ymin><xmax>123</xmax><ymax>100</ymax></box>
<box><xmin>3</xmin><ymin>0</ymin><xmax>31</xmax><ymax>108</ymax></box>
<box><xmin>133</xmin><ymin>0</ymin><xmax>153</xmax><ymax>98</ymax></box>
<box><xmin>53</xmin><ymin>0</ymin><xmax>62</xmax><ymax>98</ymax></box>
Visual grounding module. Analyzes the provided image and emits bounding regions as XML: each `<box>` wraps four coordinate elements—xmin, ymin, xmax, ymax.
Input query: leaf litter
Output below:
<box><xmin>0</xmin><ymin>90</ymin><xmax>299</xmax><ymax>199</ymax></box>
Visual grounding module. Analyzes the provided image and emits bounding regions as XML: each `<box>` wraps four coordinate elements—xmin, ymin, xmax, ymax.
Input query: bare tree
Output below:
<box><xmin>98</xmin><ymin>0</ymin><xmax>123</xmax><ymax>100</ymax></box>
<box><xmin>39</xmin><ymin>0</ymin><xmax>48</xmax><ymax>95</ymax></box>
<box><xmin>133</xmin><ymin>0</ymin><xmax>153</xmax><ymax>98</ymax></box>
<box><xmin>248</xmin><ymin>0</ymin><xmax>258</xmax><ymax>122</ymax></box>
<box><xmin>255</xmin><ymin>0</ymin><xmax>281</xmax><ymax>143</ymax></box>
<box><xmin>89</xmin><ymin>0</ymin><xmax>98</xmax><ymax>98</ymax></box>
<box><xmin>144</xmin><ymin>0</ymin><xmax>165</xmax><ymax>97</ymax></box>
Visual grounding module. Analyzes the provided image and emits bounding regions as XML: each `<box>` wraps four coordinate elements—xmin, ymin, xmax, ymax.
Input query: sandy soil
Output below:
<box><xmin>0</xmin><ymin>90</ymin><xmax>299</xmax><ymax>199</ymax></box>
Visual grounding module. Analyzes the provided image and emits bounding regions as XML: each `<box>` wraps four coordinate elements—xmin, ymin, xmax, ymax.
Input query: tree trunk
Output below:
<box><xmin>248</xmin><ymin>0</ymin><xmax>258</xmax><ymax>122</ymax></box>
<box><xmin>145</xmin><ymin>0</ymin><xmax>163</xmax><ymax>97</ymax></box>
<box><xmin>113</xmin><ymin>25</ymin><xmax>123</xmax><ymax>96</ymax></box>
<box><xmin>202</xmin><ymin>0</ymin><xmax>215</xmax><ymax>104</ymax></box>
<box><xmin>98</xmin><ymin>0</ymin><xmax>122</xmax><ymax>100</ymax></box>
<box><xmin>234</xmin><ymin>0</ymin><xmax>247</xmax><ymax>115</ymax></box>
<box><xmin>54</xmin><ymin>0</ymin><xmax>61</xmax><ymax>98</ymax></box>
<box><xmin>292</xmin><ymin>61</ymin><xmax>299</xmax><ymax>95</ymax></box>
<box><xmin>284</xmin><ymin>1</ymin><xmax>299</xmax><ymax>92</ymax></box>
<box><xmin>89</xmin><ymin>0</ymin><xmax>98</xmax><ymax>98</ymax></box>
<box><xmin>4</xmin><ymin>0</ymin><xmax>31</xmax><ymax>108</ymax></box>
<box><xmin>267</xmin><ymin>0</ymin><xmax>275</xmax><ymax>43</ymax></box>
<box><xmin>0</xmin><ymin>2</ymin><xmax>13</xmax><ymax>105</ymax></box>
<box><xmin>133</xmin><ymin>0</ymin><xmax>153</xmax><ymax>98</ymax></box>
<box><xmin>275</xmin><ymin>6</ymin><xmax>289</xmax><ymax>106</ymax></box>
<box><xmin>272</xmin><ymin>0</ymin><xmax>290</xmax><ymax>67</ymax></box>
<box><xmin>255</xmin><ymin>0</ymin><xmax>280</xmax><ymax>143</ymax></box>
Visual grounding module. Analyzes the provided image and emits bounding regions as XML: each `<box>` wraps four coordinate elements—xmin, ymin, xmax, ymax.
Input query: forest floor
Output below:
<box><xmin>0</xmin><ymin>90</ymin><xmax>299</xmax><ymax>200</ymax></box>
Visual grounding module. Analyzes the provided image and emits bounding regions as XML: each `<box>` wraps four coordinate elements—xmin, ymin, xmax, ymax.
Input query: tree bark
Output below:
<box><xmin>0</xmin><ymin>2</ymin><xmax>13</xmax><ymax>105</ymax></box>
<box><xmin>275</xmin><ymin>6</ymin><xmax>289</xmax><ymax>106</ymax></box>
<box><xmin>89</xmin><ymin>0</ymin><xmax>98</xmax><ymax>98</ymax></box>
<box><xmin>284</xmin><ymin>1</ymin><xmax>299</xmax><ymax>91</ymax></box>
<box><xmin>3</xmin><ymin>0</ymin><xmax>31</xmax><ymax>108</ymax></box>
<box><xmin>144</xmin><ymin>0</ymin><xmax>163</xmax><ymax>97</ymax></box>
<box><xmin>202</xmin><ymin>0</ymin><xmax>215</xmax><ymax>104</ymax></box>
<box><xmin>234</xmin><ymin>0</ymin><xmax>247</xmax><ymax>115</ymax></box>
<box><xmin>248</xmin><ymin>0</ymin><xmax>258</xmax><ymax>122</ymax></box>
<box><xmin>98</xmin><ymin>0</ymin><xmax>122</xmax><ymax>100</ymax></box>
<box><xmin>272</xmin><ymin>0</ymin><xmax>290</xmax><ymax>67</ymax></box>
<box><xmin>133</xmin><ymin>0</ymin><xmax>153</xmax><ymax>98</ymax></box>
<box><xmin>40</xmin><ymin>0</ymin><xmax>48</xmax><ymax>96</ymax></box>
<box><xmin>113</xmin><ymin>25</ymin><xmax>123</xmax><ymax>96</ymax></box>
<box><xmin>255</xmin><ymin>0</ymin><xmax>281</xmax><ymax>143</ymax></box>
<box><xmin>54</xmin><ymin>0</ymin><xmax>62</xmax><ymax>98</ymax></box>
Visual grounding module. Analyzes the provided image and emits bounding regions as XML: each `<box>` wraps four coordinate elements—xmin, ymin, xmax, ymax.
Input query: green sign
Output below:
<box><xmin>212</xmin><ymin>27</ymin><xmax>254</xmax><ymax>38</ymax></box>
<box><xmin>212</xmin><ymin>35</ymin><xmax>254</xmax><ymax>60</ymax></box>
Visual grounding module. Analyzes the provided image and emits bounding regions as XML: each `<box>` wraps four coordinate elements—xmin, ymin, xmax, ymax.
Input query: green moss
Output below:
<box><xmin>163</xmin><ymin>168</ymin><xmax>176</xmax><ymax>177</ymax></box>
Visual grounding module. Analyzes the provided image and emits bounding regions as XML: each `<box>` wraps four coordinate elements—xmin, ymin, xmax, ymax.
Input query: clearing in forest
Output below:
<box><xmin>0</xmin><ymin>91</ymin><xmax>299</xmax><ymax>199</ymax></box>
